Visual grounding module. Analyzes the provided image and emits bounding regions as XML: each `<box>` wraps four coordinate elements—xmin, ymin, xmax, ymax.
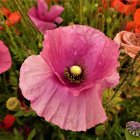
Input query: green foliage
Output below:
<box><xmin>27</xmin><ymin>129</ymin><xmax>36</xmax><ymax>140</ymax></box>
<box><xmin>125</xmin><ymin>129</ymin><xmax>140</xmax><ymax>140</ymax></box>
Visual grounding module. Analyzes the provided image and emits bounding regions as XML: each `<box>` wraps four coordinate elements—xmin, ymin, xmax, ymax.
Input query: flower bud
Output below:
<box><xmin>95</xmin><ymin>124</ymin><xmax>106</xmax><ymax>136</ymax></box>
<box><xmin>6</xmin><ymin>97</ymin><xmax>20</xmax><ymax>111</ymax></box>
<box><xmin>106</xmin><ymin>17</ymin><xmax>112</xmax><ymax>24</ymax></box>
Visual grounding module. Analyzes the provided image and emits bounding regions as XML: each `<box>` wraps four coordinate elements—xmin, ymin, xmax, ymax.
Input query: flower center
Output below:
<box><xmin>64</xmin><ymin>65</ymin><xmax>85</xmax><ymax>84</ymax></box>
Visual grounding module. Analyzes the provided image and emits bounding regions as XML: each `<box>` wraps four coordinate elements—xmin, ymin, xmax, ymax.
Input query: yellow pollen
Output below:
<box><xmin>70</xmin><ymin>65</ymin><xmax>82</xmax><ymax>76</ymax></box>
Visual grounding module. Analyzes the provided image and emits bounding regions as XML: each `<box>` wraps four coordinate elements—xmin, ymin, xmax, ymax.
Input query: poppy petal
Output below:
<box><xmin>20</xmin><ymin>55</ymin><xmax>107</xmax><ymax>131</ymax></box>
<box><xmin>29</xmin><ymin>7</ymin><xmax>56</xmax><ymax>33</ymax></box>
<box><xmin>134</xmin><ymin>8</ymin><xmax>140</xmax><ymax>26</ymax></box>
<box><xmin>0</xmin><ymin>41</ymin><xmax>12</xmax><ymax>74</ymax></box>
<box><xmin>6</xmin><ymin>11</ymin><xmax>21</xmax><ymax>27</ymax></box>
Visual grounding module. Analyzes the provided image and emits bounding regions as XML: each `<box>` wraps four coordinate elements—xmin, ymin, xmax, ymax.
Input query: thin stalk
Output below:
<box><xmin>79</xmin><ymin>0</ymin><xmax>83</xmax><ymax>24</ymax></box>
<box><xmin>105</xmin><ymin>51</ymin><xmax>140</xmax><ymax>106</ymax></box>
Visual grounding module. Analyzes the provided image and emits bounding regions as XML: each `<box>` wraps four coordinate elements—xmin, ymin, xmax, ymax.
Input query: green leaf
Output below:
<box><xmin>14</xmin><ymin>110</ymin><xmax>36</xmax><ymax>117</ymax></box>
<box><xmin>14</xmin><ymin>128</ymin><xmax>24</xmax><ymax>140</ymax></box>
<box><xmin>27</xmin><ymin>128</ymin><xmax>36</xmax><ymax>140</ymax></box>
<box><xmin>125</xmin><ymin>129</ymin><xmax>140</xmax><ymax>140</ymax></box>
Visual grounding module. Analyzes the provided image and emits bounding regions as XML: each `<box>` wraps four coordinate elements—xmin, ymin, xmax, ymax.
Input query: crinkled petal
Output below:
<box><xmin>20</xmin><ymin>55</ymin><xmax>52</xmax><ymax>100</ymax></box>
<box><xmin>28</xmin><ymin>7</ymin><xmax>56</xmax><ymax>33</ymax></box>
<box><xmin>114</xmin><ymin>31</ymin><xmax>126</xmax><ymax>46</ymax></box>
<box><xmin>19</xmin><ymin>55</ymin><xmax>107</xmax><ymax>131</ymax></box>
<box><xmin>0</xmin><ymin>41</ymin><xmax>12</xmax><ymax>74</ymax></box>
<box><xmin>114</xmin><ymin>31</ymin><xmax>140</xmax><ymax>58</ymax></box>
<box><xmin>41</xmin><ymin>25</ymin><xmax>119</xmax><ymax>94</ymax></box>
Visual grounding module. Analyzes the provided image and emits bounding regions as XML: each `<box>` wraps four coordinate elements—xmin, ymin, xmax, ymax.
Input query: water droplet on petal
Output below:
<box><xmin>99</xmin><ymin>62</ymin><xmax>102</xmax><ymax>65</ymax></box>
<box><xmin>74</xmin><ymin>50</ymin><xmax>77</xmax><ymax>55</ymax></box>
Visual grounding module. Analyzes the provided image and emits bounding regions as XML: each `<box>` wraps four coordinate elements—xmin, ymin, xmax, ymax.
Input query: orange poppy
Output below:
<box><xmin>134</xmin><ymin>8</ymin><xmax>140</xmax><ymax>25</ymax></box>
<box><xmin>111</xmin><ymin>0</ymin><xmax>137</xmax><ymax>15</ymax></box>
<box><xmin>0</xmin><ymin>7</ymin><xmax>21</xmax><ymax>30</ymax></box>
<box><xmin>125</xmin><ymin>21</ymin><xmax>135</xmax><ymax>31</ymax></box>
<box><xmin>2</xmin><ymin>0</ymin><xmax>8</xmax><ymax>2</ymax></box>
<box><xmin>134</xmin><ymin>8</ymin><xmax>140</xmax><ymax>33</ymax></box>
<box><xmin>0</xmin><ymin>7</ymin><xmax>10</xmax><ymax>17</ymax></box>
<box><xmin>136</xmin><ymin>0</ymin><xmax>140</xmax><ymax>6</ymax></box>
<box><xmin>135</xmin><ymin>26</ymin><xmax>140</xmax><ymax>33</ymax></box>
<box><xmin>126</xmin><ymin>8</ymin><xmax>140</xmax><ymax>33</ymax></box>
<box><xmin>5</xmin><ymin>11</ymin><xmax>21</xmax><ymax>27</ymax></box>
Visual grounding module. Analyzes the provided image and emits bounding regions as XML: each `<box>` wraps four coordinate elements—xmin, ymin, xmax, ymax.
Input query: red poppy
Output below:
<box><xmin>0</xmin><ymin>114</ymin><xmax>16</xmax><ymax>129</ymax></box>
<box><xmin>0</xmin><ymin>7</ymin><xmax>21</xmax><ymax>30</ymax></box>
<box><xmin>126</xmin><ymin>8</ymin><xmax>140</xmax><ymax>33</ymax></box>
<box><xmin>111</xmin><ymin>0</ymin><xmax>137</xmax><ymax>15</ymax></box>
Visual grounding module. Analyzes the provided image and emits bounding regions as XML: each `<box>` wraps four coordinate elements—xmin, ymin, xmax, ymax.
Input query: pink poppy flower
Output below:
<box><xmin>0</xmin><ymin>41</ymin><xmax>12</xmax><ymax>74</ymax></box>
<box><xmin>28</xmin><ymin>0</ymin><xmax>64</xmax><ymax>34</ymax></box>
<box><xmin>20</xmin><ymin>25</ymin><xmax>120</xmax><ymax>131</ymax></box>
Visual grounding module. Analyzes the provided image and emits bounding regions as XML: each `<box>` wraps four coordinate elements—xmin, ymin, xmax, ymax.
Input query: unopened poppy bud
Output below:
<box><xmin>106</xmin><ymin>17</ymin><xmax>112</xmax><ymax>24</ymax></box>
<box><xmin>125</xmin><ymin>121</ymin><xmax>140</xmax><ymax>140</ymax></box>
<box><xmin>6</xmin><ymin>97</ymin><xmax>20</xmax><ymax>111</ymax></box>
<box><xmin>94</xmin><ymin>3</ymin><xmax>98</xmax><ymax>8</ymax></box>
<box><xmin>95</xmin><ymin>124</ymin><xmax>106</xmax><ymax>136</ymax></box>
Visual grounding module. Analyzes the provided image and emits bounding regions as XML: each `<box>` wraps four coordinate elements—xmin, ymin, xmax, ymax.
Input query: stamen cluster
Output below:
<box><xmin>64</xmin><ymin>64</ymin><xmax>86</xmax><ymax>84</ymax></box>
